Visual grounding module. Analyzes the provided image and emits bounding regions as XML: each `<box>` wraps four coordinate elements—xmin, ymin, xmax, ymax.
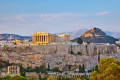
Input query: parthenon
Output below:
<box><xmin>32</xmin><ymin>32</ymin><xmax>70</xmax><ymax>45</ymax></box>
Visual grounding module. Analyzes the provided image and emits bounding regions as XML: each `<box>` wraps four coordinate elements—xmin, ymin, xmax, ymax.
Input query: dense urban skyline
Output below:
<box><xmin>0</xmin><ymin>0</ymin><xmax>120</xmax><ymax>36</ymax></box>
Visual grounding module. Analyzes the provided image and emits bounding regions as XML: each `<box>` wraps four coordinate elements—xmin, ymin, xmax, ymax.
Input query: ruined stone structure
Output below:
<box><xmin>7</xmin><ymin>66</ymin><xmax>20</xmax><ymax>76</ymax></box>
<box><xmin>32</xmin><ymin>32</ymin><xmax>70</xmax><ymax>45</ymax></box>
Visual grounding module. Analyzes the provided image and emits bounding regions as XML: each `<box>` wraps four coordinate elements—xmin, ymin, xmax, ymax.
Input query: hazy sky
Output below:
<box><xmin>0</xmin><ymin>0</ymin><xmax>120</xmax><ymax>36</ymax></box>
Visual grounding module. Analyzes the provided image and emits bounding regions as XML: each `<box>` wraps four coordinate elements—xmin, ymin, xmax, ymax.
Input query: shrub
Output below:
<box><xmin>77</xmin><ymin>52</ymin><xmax>82</xmax><ymax>55</ymax></box>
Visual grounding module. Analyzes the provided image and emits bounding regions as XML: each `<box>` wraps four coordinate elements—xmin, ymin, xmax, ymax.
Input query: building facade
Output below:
<box><xmin>0</xmin><ymin>66</ymin><xmax>20</xmax><ymax>77</ymax></box>
<box><xmin>25</xmin><ymin>72</ymin><xmax>39</xmax><ymax>79</ymax></box>
<box><xmin>7</xmin><ymin>66</ymin><xmax>20</xmax><ymax>76</ymax></box>
<box><xmin>32</xmin><ymin>32</ymin><xmax>70</xmax><ymax>45</ymax></box>
<box><xmin>116</xmin><ymin>40</ymin><xmax>120</xmax><ymax>45</ymax></box>
<box><xmin>0</xmin><ymin>68</ymin><xmax>7</xmax><ymax>77</ymax></box>
<box><xmin>47</xmin><ymin>72</ymin><xmax>91</xmax><ymax>78</ymax></box>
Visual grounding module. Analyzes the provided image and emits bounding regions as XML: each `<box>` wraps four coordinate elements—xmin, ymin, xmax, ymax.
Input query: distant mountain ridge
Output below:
<box><xmin>0</xmin><ymin>28</ymin><xmax>120</xmax><ymax>42</ymax></box>
<box><xmin>58</xmin><ymin>29</ymin><xmax>120</xmax><ymax>39</ymax></box>
<box><xmin>105</xmin><ymin>31</ymin><xmax>120</xmax><ymax>39</ymax></box>
<box><xmin>0</xmin><ymin>33</ymin><xmax>32</xmax><ymax>41</ymax></box>
<box><xmin>73</xmin><ymin>27</ymin><xmax>118</xmax><ymax>44</ymax></box>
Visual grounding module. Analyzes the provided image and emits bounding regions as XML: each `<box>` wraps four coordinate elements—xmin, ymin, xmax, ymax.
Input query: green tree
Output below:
<box><xmin>77</xmin><ymin>52</ymin><xmax>82</xmax><ymax>55</ymax></box>
<box><xmin>70</xmin><ymin>51</ymin><xmax>74</xmax><ymax>55</ymax></box>
<box><xmin>47</xmin><ymin>63</ymin><xmax>50</xmax><ymax>71</ymax></box>
<box><xmin>90</xmin><ymin>57</ymin><xmax>120</xmax><ymax>80</ymax></box>
<box><xmin>28</xmin><ymin>77</ymin><xmax>39</xmax><ymax>80</ymax></box>
<box><xmin>98</xmin><ymin>52</ymin><xmax>100</xmax><ymax>62</ymax></box>
<box><xmin>68</xmin><ymin>65</ymin><xmax>71</xmax><ymax>71</ymax></box>
<box><xmin>51</xmin><ymin>67</ymin><xmax>60</xmax><ymax>72</ymax></box>
<box><xmin>0</xmin><ymin>75</ymin><xmax>11</xmax><ymax>80</ymax></box>
<box><xmin>77</xmin><ymin>37</ymin><xmax>83</xmax><ymax>44</ymax></box>
<box><xmin>34</xmin><ymin>66</ymin><xmax>40</xmax><ymax>73</ymax></box>
<box><xmin>20</xmin><ymin>64</ymin><xmax>25</xmax><ymax>77</ymax></box>
<box><xmin>82</xmin><ymin>64</ymin><xmax>85</xmax><ymax>73</ymax></box>
<box><xmin>94</xmin><ymin>65</ymin><xmax>98</xmax><ymax>72</ymax></box>
<box><xmin>86</xmin><ymin>41</ymin><xmax>90</xmax><ymax>44</ymax></box>
<box><xmin>9</xmin><ymin>75</ymin><xmax>26</xmax><ymax>80</ymax></box>
<box><xmin>39</xmin><ymin>66</ymin><xmax>47</xmax><ymax>74</ymax></box>
<box><xmin>79</xmin><ymin>65</ymin><xmax>82</xmax><ymax>73</ymax></box>
<box><xmin>25</xmin><ymin>67</ymin><xmax>33</xmax><ymax>72</ymax></box>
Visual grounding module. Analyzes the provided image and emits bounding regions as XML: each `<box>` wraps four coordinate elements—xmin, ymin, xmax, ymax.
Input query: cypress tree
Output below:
<box><xmin>82</xmin><ymin>64</ymin><xmax>85</xmax><ymax>73</ymax></box>
<box><xmin>47</xmin><ymin>63</ymin><xmax>50</xmax><ymax>71</ymax></box>
<box><xmin>69</xmin><ymin>65</ymin><xmax>71</xmax><ymax>71</ymax></box>
<box><xmin>79</xmin><ymin>65</ymin><xmax>82</xmax><ymax>73</ymax></box>
<box><xmin>98</xmin><ymin>52</ymin><xmax>100</xmax><ymax>62</ymax></box>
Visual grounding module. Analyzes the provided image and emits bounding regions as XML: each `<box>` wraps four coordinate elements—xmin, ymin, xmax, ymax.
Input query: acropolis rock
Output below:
<box><xmin>0</xmin><ymin>44</ymin><xmax>118</xmax><ymax>70</ymax></box>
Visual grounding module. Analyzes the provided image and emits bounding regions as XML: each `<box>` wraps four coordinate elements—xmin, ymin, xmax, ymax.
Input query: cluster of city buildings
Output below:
<box><xmin>0</xmin><ymin>65</ymin><xmax>90</xmax><ymax>79</ymax></box>
<box><xmin>0</xmin><ymin>65</ymin><xmax>20</xmax><ymax>77</ymax></box>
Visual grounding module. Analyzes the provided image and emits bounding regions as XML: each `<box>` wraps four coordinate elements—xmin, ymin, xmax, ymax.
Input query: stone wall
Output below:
<box><xmin>13</xmin><ymin>44</ymin><xmax>117</xmax><ymax>56</ymax></box>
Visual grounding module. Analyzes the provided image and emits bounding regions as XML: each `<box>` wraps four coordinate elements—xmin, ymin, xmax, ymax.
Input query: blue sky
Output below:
<box><xmin>0</xmin><ymin>0</ymin><xmax>120</xmax><ymax>36</ymax></box>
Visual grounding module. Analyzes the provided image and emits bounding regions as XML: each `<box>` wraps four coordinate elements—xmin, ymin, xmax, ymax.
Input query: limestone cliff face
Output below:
<box><xmin>4</xmin><ymin>44</ymin><xmax>117</xmax><ymax>56</ymax></box>
<box><xmin>71</xmin><ymin>44</ymin><xmax>117</xmax><ymax>56</ymax></box>
<box><xmin>73</xmin><ymin>27</ymin><xmax>118</xmax><ymax>44</ymax></box>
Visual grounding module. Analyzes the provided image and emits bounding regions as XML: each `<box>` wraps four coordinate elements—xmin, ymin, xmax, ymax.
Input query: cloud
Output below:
<box><xmin>14</xmin><ymin>16</ymin><xmax>29</xmax><ymax>23</ymax></box>
<box><xmin>0</xmin><ymin>13</ymin><xmax>86</xmax><ymax>23</ymax></box>
<box><xmin>0</xmin><ymin>13</ymin><xmax>90</xmax><ymax>35</ymax></box>
<box><xmin>0</xmin><ymin>12</ymin><xmax>119</xmax><ymax>36</ymax></box>
<box><xmin>97</xmin><ymin>11</ymin><xmax>110</xmax><ymax>15</ymax></box>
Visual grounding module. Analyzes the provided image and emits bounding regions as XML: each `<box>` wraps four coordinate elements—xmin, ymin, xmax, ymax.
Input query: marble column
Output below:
<box><xmin>42</xmin><ymin>35</ymin><xmax>43</xmax><ymax>42</ymax></box>
<box><xmin>43</xmin><ymin>35</ymin><xmax>45</xmax><ymax>42</ymax></box>
<box><xmin>50</xmin><ymin>36</ymin><xmax>51</xmax><ymax>42</ymax></box>
<box><xmin>41</xmin><ymin>35</ymin><xmax>42</xmax><ymax>42</ymax></box>
<box><xmin>39</xmin><ymin>36</ymin><xmax>40</xmax><ymax>42</ymax></box>
<box><xmin>46</xmin><ymin>35</ymin><xmax>47</xmax><ymax>42</ymax></box>
<box><xmin>46</xmin><ymin>35</ymin><xmax>48</xmax><ymax>42</ymax></box>
<box><xmin>38</xmin><ymin>36</ymin><xmax>39</xmax><ymax>42</ymax></box>
<box><xmin>36</xmin><ymin>36</ymin><xmax>37</xmax><ymax>42</ymax></box>
<box><xmin>40</xmin><ymin>36</ymin><xmax>41</xmax><ymax>42</ymax></box>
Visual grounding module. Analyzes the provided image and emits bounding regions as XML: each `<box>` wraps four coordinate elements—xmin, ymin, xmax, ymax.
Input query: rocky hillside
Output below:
<box><xmin>0</xmin><ymin>34</ymin><xmax>32</xmax><ymax>41</ymax></box>
<box><xmin>58</xmin><ymin>29</ymin><xmax>120</xmax><ymax>40</ymax></box>
<box><xmin>73</xmin><ymin>27</ymin><xmax>118</xmax><ymax>44</ymax></box>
